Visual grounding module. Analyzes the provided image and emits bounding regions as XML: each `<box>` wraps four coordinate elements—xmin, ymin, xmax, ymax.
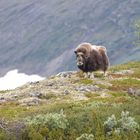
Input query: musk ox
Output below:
<box><xmin>74</xmin><ymin>42</ymin><xmax>109</xmax><ymax>78</ymax></box>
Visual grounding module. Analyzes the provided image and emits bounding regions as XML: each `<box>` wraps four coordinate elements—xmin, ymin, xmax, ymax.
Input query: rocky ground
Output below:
<box><xmin>0</xmin><ymin>64</ymin><xmax>139</xmax><ymax>107</ymax></box>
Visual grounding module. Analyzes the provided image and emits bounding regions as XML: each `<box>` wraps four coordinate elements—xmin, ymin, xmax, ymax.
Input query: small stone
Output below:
<box><xmin>64</xmin><ymin>90</ymin><xmax>70</xmax><ymax>95</ymax></box>
<box><xmin>29</xmin><ymin>92</ymin><xmax>42</xmax><ymax>97</ymax></box>
<box><xmin>75</xmin><ymin>85</ymin><xmax>100</xmax><ymax>92</ymax></box>
<box><xmin>56</xmin><ymin>71</ymin><xmax>76</xmax><ymax>78</ymax></box>
<box><xmin>29</xmin><ymin>81</ymin><xmax>40</xmax><ymax>85</ymax></box>
<box><xmin>127</xmin><ymin>88</ymin><xmax>135</xmax><ymax>96</ymax></box>
<box><xmin>19</xmin><ymin>97</ymin><xmax>40</xmax><ymax>106</ymax></box>
<box><xmin>47</xmin><ymin>82</ymin><xmax>54</xmax><ymax>86</ymax></box>
<box><xmin>115</xmin><ymin>70</ymin><xmax>134</xmax><ymax>75</ymax></box>
<box><xmin>135</xmin><ymin>89</ymin><xmax>140</xmax><ymax>96</ymax></box>
<box><xmin>0</xmin><ymin>97</ymin><xmax>6</xmax><ymax>103</ymax></box>
<box><xmin>0</xmin><ymin>97</ymin><xmax>4</xmax><ymax>100</ymax></box>
<box><xmin>100</xmin><ymin>92</ymin><xmax>110</xmax><ymax>98</ymax></box>
<box><xmin>13</xmin><ymin>94</ymin><xmax>18</xmax><ymax>98</ymax></box>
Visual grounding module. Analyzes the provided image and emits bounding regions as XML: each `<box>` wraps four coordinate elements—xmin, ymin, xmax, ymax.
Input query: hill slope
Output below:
<box><xmin>0</xmin><ymin>61</ymin><xmax>140</xmax><ymax>139</ymax></box>
<box><xmin>0</xmin><ymin>0</ymin><xmax>140</xmax><ymax>76</ymax></box>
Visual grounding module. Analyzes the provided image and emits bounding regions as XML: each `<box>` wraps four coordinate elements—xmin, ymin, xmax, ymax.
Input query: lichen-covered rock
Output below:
<box><xmin>113</xmin><ymin>70</ymin><xmax>134</xmax><ymax>75</ymax></box>
<box><xmin>127</xmin><ymin>88</ymin><xmax>140</xmax><ymax>96</ymax></box>
<box><xmin>135</xmin><ymin>89</ymin><xmax>140</xmax><ymax>96</ymax></box>
<box><xmin>0</xmin><ymin>96</ymin><xmax>6</xmax><ymax>103</ymax></box>
<box><xmin>127</xmin><ymin>88</ymin><xmax>135</xmax><ymax>96</ymax></box>
<box><xmin>56</xmin><ymin>71</ymin><xmax>77</xmax><ymax>78</ymax></box>
<box><xmin>29</xmin><ymin>92</ymin><xmax>42</xmax><ymax>97</ymax></box>
<box><xmin>75</xmin><ymin>85</ymin><xmax>100</xmax><ymax>92</ymax></box>
<box><xmin>18</xmin><ymin>97</ymin><xmax>41</xmax><ymax>106</ymax></box>
<box><xmin>63</xmin><ymin>90</ymin><xmax>70</xmax><ymax>95</ymax></box>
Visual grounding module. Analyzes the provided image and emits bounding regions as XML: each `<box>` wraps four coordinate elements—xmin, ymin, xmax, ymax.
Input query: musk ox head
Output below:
<box><xmin>74</xmin><ymin>43</ymin><xmax>91</xmax><ymax>68</ymax></box>
<box><xmin>74</xmin><ymin>51</ymin><xmax>89</xmax><ymax>70</ymax></box>
<box><xmin>75</xmin><ymin>51</ymin><xmax>85</xmax><ymax>67</ymax></box>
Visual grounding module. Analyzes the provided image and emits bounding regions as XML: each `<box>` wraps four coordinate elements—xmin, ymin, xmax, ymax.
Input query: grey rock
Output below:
<box><xmin>100</xmin><ymin>92</ymin><xmax>111</xmax><ymax>98</ymax></box>
<box><xmin>114</xmin><ymin>70</ymin><xmax>134</xmax><ymax>75</ymax></box>
<box><xmin>0</xmin><ymin>118</ymin><xmax>7</xmax><ymax>130</ymax></box>
<box><xmin>19</xmin><ymin>97</ymin><xmax>41</xmax><ymax>106</ymax></box>
<box><xmin>12</xmin><ymin>94</ymin><xmax>18</xmax><ymax>99</ymax></box>
<box><xmin>75</xmin><ymin>85</ymin><xmax>100</xmax><ymax>92</ymax></box>
<box><xmin>64</xmin><ymin>90</ymin><xmax>70</xmax><ymax>95</ymax></box>
<box><xmin>127</xmin><ymin>88</ymin><xmax>140</xmax><ymax>96</ymax></box>
<box><xmin>128</xmin><ymin>88</ymin><xmax>135</xmax><ymax>96</ymax></box>
<box><xmin>0</xmin><ymin>97</ymin><xmax>6</xmax><ymax>103</ymax></box>
<box><xmin>56</xmin><ymin>71</ymin><xmax>76</xmax><ymax>78</ymax></box>
<box><xmin>29</xmin><ymin>81</ymin><xmax>40</xmax><ymax>85</ymax></box>
<box><xmin>29</xmin><ymin>92</ymin><xmax>42</xmax><ymax>97</ymax></box>
<box><xmin>47</xmin><ymin>82</ymin><xmax>54</xmax><ymax>86</ymax></box>
<box><xmin>135</xmin><ymin>89</ymin><xmax>140</xmax><ymax>96</ymax></box>
<box><xmin>0</xmin><ymin>97</ymin><xmax>4</xmax><ymax>100</ymax></box>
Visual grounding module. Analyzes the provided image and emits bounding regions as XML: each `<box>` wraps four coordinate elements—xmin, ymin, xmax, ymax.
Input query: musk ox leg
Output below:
<box><xmin>103</xmin><ymin>71</ymin><xmax>107</xmax><ymax>77</ymax></box>
<box><xmin>83</xmin><ymin>72</ymin><xmax>89</xmax><ymax>78</ymax></box>
<box><xmin>87</xmin><ymin>72</ymin><xmax>94</xmax><ymax>79</ymax></box>
<box><xmin>83</xmin><ymin>72</ymin><xmax>90</xmax><ymax>78</ymax></box>
<box><xmin>87</xmin><ymin>72</ymin><xmax>91</xmax><ymax>78</ymax></box>
<box><xmin>90</xmin><ymin>72</ymin><xmax>94</xmax><ymax>79</ymax></box>
<box><xmin>84</xmin><ymin>72</ymin><xmax>94</xmax><ymax>79</ymax></box>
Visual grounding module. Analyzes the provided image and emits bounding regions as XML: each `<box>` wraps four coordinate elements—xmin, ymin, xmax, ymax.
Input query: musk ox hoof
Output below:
<box><xmin>84</xmin><ymin>72</ymin><xmax>94</xmax><ymax>79</ymax></box>
<box><xmin>104</xmin><ymin>71</ymin><xmax>108</xmax><ymax>77</ymax></box>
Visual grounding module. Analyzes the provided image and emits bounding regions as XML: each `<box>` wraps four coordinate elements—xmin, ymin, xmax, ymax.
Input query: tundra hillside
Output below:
<box><xmin>0</xmin><ymin>0</ymin><xmax>140</xmax><ymax>76</ymax></box>
<box><xmin>0</xmin><ymin>61</ymin><xmax>140</xmax><ymax>139</ymax></box>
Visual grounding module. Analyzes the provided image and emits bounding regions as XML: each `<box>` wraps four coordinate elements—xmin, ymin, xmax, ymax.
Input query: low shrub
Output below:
<box><xmin>25</xmin><ymin>109</ymin><xmax>68</xmax><ymax>130</ymax></box>
<box><xmin>76</xmin><ymin>133</ymin><xmax>94</xmax><ymax>140</ymax></box>
<box><xmin>104</xmin><ymin>111</ymin><xmax>139</xmax><ymax>135</ymax></box>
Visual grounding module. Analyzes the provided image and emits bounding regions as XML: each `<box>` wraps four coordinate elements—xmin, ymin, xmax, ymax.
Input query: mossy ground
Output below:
<box><xmin>0</xmin><ymin>61</ymin><xmax>140</xmax><ymax>140</ymax></box>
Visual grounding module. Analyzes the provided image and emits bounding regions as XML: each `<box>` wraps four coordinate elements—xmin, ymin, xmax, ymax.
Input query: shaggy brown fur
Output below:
<box><xmin>74</xmin><ymin>42</ymin><xmax>109</xmax><ymax>75</ymax></box>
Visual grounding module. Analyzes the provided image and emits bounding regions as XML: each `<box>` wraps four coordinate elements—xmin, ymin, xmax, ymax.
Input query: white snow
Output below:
<box><xmin>0</xmin><ymin>69</ymin><xmax>45</xmax><ymax>90</ymax></box>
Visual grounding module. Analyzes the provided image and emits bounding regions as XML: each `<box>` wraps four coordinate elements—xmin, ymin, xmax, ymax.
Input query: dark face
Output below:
<box><xmin>75</xmin><ymin>52</ymin><xmax>85</xmax><ymax>67</ymax></box>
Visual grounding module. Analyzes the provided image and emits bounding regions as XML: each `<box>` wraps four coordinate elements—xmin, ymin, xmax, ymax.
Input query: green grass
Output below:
<box><xmin>98</xmin><ymin>84</ymin><xmax>110</xmax><ymax>89</ymax></box>
<box><xmin>131</xmin><ymin>69</ymin><xmax>140</xmax><ymax>78</ymax></box>
<box><xmin>110</xmin><ymin>61</ymin><xmax>140</xmax><ymax>72</ymax></box>
<box><xmin>107</xmin><ymin>91</ymin><xmax>127</xmax><ymax>97</ymax></box>
<box><xmin>84</xmin><ymin>92</ymin><xmax>100</xmax><ymax>98</ymax></box>
<box><xmin>74</xmin><ymin>78</ymin><xmax>93</xmax><ymax>85</ymax></box>
<box><xmin>0</xmin><ymin>95</ymin><xmax>140</xmax><ymax>139</ymax></box>
<box><xmin>109</xmin><ymin>78</ymin><xmax>140</xmax><ymax>91</ymax></box>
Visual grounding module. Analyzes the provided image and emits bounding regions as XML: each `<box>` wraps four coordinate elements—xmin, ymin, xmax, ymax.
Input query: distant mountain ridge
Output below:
<box><xmin>0</xmin><ymin>0</ymin><xmax>140</xmax><ymax>76</ymax></box>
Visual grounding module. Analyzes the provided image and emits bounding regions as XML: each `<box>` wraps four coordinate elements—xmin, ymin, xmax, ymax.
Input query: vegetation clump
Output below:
<box><xmin>104</xmin><ymin>111</ymin><xmax>139</xmax><ymax>135</ymax></box>
<box><xmin>25</xmin><ymin>109</ymin><xmax>68</xmax><ymax>130</ymax></box>
<box><xmin>76</xmin><ymin>133</ymin><xmax>94</xmax><ymax>140</ymax></box>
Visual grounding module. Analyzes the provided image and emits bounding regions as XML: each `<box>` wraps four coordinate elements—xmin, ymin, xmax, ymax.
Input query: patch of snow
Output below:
<box><xmin>0</xmin><ymin>69</ymin><xmax>45</xmax><ymax>90</ymax></box>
